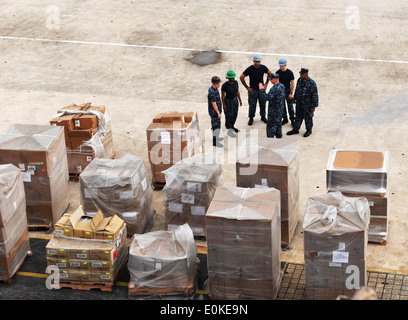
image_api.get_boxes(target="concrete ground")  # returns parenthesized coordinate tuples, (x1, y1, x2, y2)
(0, 0, 408, 276)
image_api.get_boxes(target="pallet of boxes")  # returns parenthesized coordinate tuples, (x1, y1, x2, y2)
(303, 191, 370, 300)
(0, 124, 70, 228)
(162, 153, 223, 237)
(128, 223, 199, 299)
(50, 103, 115, 179)
(236, 137, 300, 248)
(146, 111, 203, 189)
(78, 154, 156, 237)
(205, 186, 282, 300)
(326, 149, 389, 244)
(46, 206, 128, 291)
(0, 164, 31, 283)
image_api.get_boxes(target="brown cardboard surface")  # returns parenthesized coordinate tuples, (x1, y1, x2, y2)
(333, 150, 384, 170)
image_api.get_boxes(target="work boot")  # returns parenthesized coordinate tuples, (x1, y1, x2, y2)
(286, 129, 299, 135)
(248, 117, 254, 125)
(227, 129, 236, 138)
(232, 127, 240, 133)
(261, 116, 267, 124)
(303, 130, 312, 137)
(213, 136, 223, 147)
(281, 118, 288, 125)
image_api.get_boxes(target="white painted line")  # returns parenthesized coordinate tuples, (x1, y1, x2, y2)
(1, 35, 408, 64)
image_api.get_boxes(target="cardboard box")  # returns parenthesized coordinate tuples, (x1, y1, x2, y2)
(73, 114, 98, 130)
(326, 149, 389, 196)
(205, 186, 282, 300)
(94, 215, 125, 241)
(236, 137, 300, 245)
(72, 209, 104, 239)
(0, 229, 30, 280)
(0, 124, 70, 226)
(303, 192, 370, 300)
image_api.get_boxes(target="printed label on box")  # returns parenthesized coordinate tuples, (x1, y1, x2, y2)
(70, 262, 80, 267)
(21, 172, 31, 182)
(261, 178, 268, 186)
(19, 163, 25, 171)
(329, 262, 342, 267)
(87, 156, 92, 162)
(181, 193, 195, 204)
(191, 206, 206, 215)
(169, 202, 183, 213)
(75, 120, 81, 127)
(332, 251, 349, 264)
(47, 250, 57, 255)
(187, 182, 202, 193)
(161, 132, 171, 144)
(338, 242, 346, 251)
(119, 190, 134, 200)
(368, 201, 374, 207)
(254, 184, 268, 189)
(54, 229, 64, 235)
(77, 253, 87, 259)
(155, 263, 162, 270)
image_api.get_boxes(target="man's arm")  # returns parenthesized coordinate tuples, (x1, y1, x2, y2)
(221, 91, 227, 111)
(212, 102, 222, 118)
(289, 79, 295, 98)
(310, 82, 319, 111)
(240, 73, 252, 93)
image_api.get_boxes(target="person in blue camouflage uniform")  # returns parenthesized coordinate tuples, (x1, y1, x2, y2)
(221, 70, 242, 138)
(287, 68, 319, 137)
(208, 76, 224, 147)
(259, 73, 286, 138)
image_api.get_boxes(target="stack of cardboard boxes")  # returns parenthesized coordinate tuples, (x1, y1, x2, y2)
(162, 153, 223, 237)
(0, 164, 31, 281)
(46, 206, 127, 283)
(128, 223, 198, 298)
(50, 103, 115, 175)
(206, 186, 282, 300)
(146, 111, 203, 187)
(236, 137, 300, 246)
(303, 191, 370, 300)
(326, 149, 389, 243)
(0, 124, 70, 226)
(79, 154, 156, 236)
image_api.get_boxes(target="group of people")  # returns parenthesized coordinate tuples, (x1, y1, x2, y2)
(207, 54, 319, 147)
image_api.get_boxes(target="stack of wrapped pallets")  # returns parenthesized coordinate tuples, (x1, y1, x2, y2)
(162, 153, 223, 237)
(0, 164, 31, 282)
(236, 137, 300, 246)
(326, 149, 389, 244)
(303, 191, 370, 300)
(0, 124, 70, 227)
(50, 103, 115, 177)
(146, 111, 203, 188)
(206, 186, 282, 300)
(79, 154, 156, 237)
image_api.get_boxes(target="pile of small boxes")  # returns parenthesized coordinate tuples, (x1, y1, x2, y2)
(50, 103, 115, 175)
(46, 206, 127, 283)
(146, 111, 203, 187)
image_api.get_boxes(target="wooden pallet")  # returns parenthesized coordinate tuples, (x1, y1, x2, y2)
(128, 277, 196, 298)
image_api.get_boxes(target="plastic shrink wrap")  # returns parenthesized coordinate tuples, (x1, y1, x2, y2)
(206, 186, 281, 300)
(162, 153, 223, 237)
(0, 124, 70, 227)
(0, 164, 30, 280)
(303, 191, 370, 300)
(326, 149, 389, 243)
(128, 223, 198, 299)
(236, 136, 299, 245)
(79, 154, 156, 236)
(146, 111, 203, 186)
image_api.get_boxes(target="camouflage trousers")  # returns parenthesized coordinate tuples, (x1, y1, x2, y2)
(248, 90, 266, 118)
(210, 114, 221, 134)
(224, 98, 239, 129)
(293, 104, 314, 131)
(282, 92, 295, 122)
(266, 104, 283, 138)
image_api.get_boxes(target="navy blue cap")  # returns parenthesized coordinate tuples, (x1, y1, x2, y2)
(299, 68, 309, 74)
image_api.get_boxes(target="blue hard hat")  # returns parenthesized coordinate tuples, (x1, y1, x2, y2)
(278, 58, 287, 66)
(253, 54, 262, 61)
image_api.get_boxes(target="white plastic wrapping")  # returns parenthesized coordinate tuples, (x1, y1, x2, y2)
(79, 154, 156, 236)
(303, 191, 370, 300)
(206, 186, 281, 300)
(326, 149, 389, 196)
(128, 223, 198, 298)
(162, 153, 223, 236)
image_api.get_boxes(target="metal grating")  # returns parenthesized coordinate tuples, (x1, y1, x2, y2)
(276, 262, 408, 300)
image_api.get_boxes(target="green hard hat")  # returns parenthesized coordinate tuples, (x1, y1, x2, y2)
(226, 70, 237, 78)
